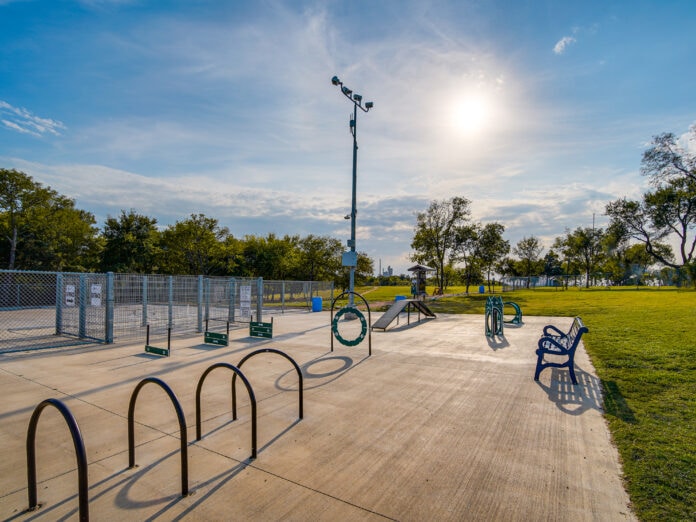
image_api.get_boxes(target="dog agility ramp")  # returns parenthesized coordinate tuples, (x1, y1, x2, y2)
(371, 299, 436, 331)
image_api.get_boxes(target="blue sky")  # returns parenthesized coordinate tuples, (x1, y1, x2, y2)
(1, 0, 695, 275)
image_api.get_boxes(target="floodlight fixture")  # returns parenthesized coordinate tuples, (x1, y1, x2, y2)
(341, 86, 352, 96)
(331, 76, 341, 86)
(365, 101, 374, 109)
(353, 94, 362, 102)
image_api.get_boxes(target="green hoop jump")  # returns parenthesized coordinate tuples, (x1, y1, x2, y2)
(332, 306, 368, 346)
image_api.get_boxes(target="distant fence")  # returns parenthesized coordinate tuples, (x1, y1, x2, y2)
(0, 270, 333, 352)
(500, 273, 673, 291)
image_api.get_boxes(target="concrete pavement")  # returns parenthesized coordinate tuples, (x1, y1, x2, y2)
(0, 311, 635, 521)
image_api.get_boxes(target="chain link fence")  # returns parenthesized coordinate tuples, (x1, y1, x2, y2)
(0, 270, 333, 353)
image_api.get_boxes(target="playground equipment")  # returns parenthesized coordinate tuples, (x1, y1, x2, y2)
(330, 291, 371, 355)
(128, 377, 189, 497)
(371, 298, 436, 331)
(204, 319, 230, 346)
(144, 325, 170, 356)
(26, 398, 89, 521)
(503, 301, 523, 325)
(485, 296, 504, 337)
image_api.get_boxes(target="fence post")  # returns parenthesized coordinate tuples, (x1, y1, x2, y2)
(106, 272, 114, 343)
(197, 275, 203, 333)
(142, 275, 148, 327)
(55, 273, 63, 335)
(229, 278, 236, 323)
(168, 275, 173, 329)
(281, 281, 285, 313)
(256, 277, 263, 322)
(79, 274, 87, 339)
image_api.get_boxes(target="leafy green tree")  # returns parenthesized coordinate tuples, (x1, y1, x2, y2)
(477, 222, 510, 291)
(411, 196, 471, 293)
(641, 128, 696, 185)
(159, 214, 229, 275)
(561, 227, 605, 288)
(1, 169, 101, 271)
(296, 235, 343, 282)
(101, 209, 160, 273)
(606, 179, 694, 285)
(607, 128, 696, 285)
(1, 169, 40, 269)
(454, 224, 480, 293)
(512, 235, 543, 288)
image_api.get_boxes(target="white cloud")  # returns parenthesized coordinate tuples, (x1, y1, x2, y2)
(0, 101, 66, 137)
(553, 36, 576, 55)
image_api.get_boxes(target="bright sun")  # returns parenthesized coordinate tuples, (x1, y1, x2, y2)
(451, 94, 492, 136)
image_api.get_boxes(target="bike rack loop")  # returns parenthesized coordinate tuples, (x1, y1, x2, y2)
(26, 398, 89, 521)
(127, 377, 189, 497)
(330, 291, 372, 355)
(195, 363, 258, 460)
(232, 348, 304, 421)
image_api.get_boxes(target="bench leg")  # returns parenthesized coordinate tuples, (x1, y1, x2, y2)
(534, 355, 543, 381)
(568, 363, 578, 385)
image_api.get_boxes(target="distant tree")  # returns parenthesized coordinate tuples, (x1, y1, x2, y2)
(101, 209, 160, 273)
(159, 214, 229, 275)
(641, 127, 696, 185)
(411, 196, 471, 293)
(454, 224, 480, 293)
(296, 235, 343, 283)
(477, 222, 510, 291)
(607, 128, 696, 286)
(512, 235, 543, 288)
(559, 227, 605, 288)
(606, 180, 694, 285)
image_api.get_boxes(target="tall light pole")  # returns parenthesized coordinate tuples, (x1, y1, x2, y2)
(331, 75, 373, 307)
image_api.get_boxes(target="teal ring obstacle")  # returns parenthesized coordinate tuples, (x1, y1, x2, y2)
(485, 296, 504, 337)
(330, 291, 372, 355)
(331, 306, 368, 346)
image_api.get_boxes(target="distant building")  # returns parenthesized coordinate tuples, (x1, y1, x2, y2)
(382, 265, 393, 277)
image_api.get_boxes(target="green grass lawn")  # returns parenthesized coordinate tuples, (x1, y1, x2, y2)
(355, 285, 696, 521)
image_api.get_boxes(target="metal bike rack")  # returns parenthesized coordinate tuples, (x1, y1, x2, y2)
(26, 398, 89, 521)
(234, 348, 304, 420)
(195, 363, 258, 460)
(330, 291, 372, 355)
(127, 377, 189, 497)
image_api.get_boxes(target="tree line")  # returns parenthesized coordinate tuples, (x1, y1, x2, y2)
(3, 127, 694, 288)
(410, 128, 696, 290)
(0, 168, 373, 286)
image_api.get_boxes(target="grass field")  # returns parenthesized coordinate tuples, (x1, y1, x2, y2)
(355, 285, 696, 521)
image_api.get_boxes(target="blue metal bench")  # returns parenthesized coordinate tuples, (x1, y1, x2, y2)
(533, 317, 588, 385)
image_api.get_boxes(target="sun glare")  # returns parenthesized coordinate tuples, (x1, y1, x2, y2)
(451, 94, 492, 136)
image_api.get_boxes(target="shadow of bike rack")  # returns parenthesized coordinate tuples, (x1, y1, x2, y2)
(127, 377, 189, 497)
(234, 348, 304, 420)
(26, 398, 90, 521)
(195, 362, 258, 459)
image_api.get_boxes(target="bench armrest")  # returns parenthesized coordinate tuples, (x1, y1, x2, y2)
(542, 324, 566, 338)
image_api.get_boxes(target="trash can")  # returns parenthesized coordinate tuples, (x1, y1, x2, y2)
(479, 285, 485, 294)
(311, 296, 323, 312)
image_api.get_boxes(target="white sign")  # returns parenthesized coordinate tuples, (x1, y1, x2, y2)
(90, 284, 102, 307)
(65, 285, 76, 307)
(240, 285, 252, 320)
